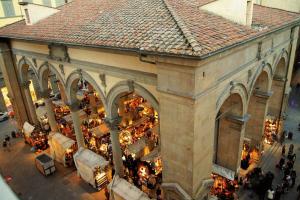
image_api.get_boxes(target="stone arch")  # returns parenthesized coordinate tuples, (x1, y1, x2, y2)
(249, 63, 272, 96)
(273, 50, 289, 79)
(216, 82, 248, 115)
(268, 52, 289, 119)
(106, 80, 159, 119)
(17, 56, 39, 84)
(245, 70, 270, 148)
(38, 62, 66, 92)
(65, 69, 107, 111)
(214, 92, 245, 172)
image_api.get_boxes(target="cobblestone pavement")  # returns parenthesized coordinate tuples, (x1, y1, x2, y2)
(240, 87, 300, 200)
(0, 120, 106, 200)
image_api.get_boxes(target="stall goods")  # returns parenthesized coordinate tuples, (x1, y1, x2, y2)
(74, 148, 109, 190)
(48, 132, 76, 167)
(35, 154, 56, 176)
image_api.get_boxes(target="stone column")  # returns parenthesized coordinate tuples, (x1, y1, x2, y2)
(40, 90, 58, 132)
(68, 101, 85, 148)
(0, 43, 29, 128)
(104, 117, 124, 177)
(0, 89, 7, 112)
(49, 75, 60, 94)
(57, 81, 68, 103)
(22, 81, 39, 125)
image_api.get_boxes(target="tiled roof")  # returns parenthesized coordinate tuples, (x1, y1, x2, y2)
(0, 0, 299, 58)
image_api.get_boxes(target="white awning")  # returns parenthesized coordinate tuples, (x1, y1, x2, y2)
(23, 121, 35, 136)
(212, 164, 236, 181)
(108, 176, 150, 200)
(48, 132, 75, 166)
(36, 106, 47, 118)
(74, 148, 109, 187)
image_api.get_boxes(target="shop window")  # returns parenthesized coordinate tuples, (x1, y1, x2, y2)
(42, 0, 52, 7)
(1, 0, 15, 17)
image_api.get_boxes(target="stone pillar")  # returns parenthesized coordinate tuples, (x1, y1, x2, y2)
(0, 43, 29, 128)
(216, 114, 248, 171)
(22, 81, 39, 125)
(49, 74, 60, 94)
(104, 117, 124, 177)
(268, 78, 285, 118)
(40, 90, 58, 132)
(57, 81, 68, 103)
(245, 91, 271, 147)
(30, 76, 41, 100)
(68, 101, 85, 148)
(0, 89, 7, 112)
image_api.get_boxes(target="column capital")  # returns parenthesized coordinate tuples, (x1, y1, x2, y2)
(67, 101, 80, 112)
(104, 116, 121, 131)
(20, 81, 30, 89)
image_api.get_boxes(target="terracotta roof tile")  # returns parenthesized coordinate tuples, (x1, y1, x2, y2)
(0, 0, 299, 58)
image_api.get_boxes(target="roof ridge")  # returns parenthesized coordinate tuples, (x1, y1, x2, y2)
(162, 0, 202, 52)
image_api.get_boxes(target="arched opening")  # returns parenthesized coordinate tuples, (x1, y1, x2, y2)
(211, 93, 244, 198)
(67, 71, 114, 191)
(214, 93, 244, 171)
(108, 82, 162, 199)
(241, 71, 269, 170)
(266, 57, 287, 144)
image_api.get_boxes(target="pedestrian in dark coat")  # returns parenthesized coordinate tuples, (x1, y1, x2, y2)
(291, 170, 297, 187)
(282, 144, 286, 156)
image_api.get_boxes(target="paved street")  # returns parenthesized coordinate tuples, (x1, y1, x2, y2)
(0, 120, 106, 200)
(240, 86, 300, 199)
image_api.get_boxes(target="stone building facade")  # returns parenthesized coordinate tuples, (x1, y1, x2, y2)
(0, 0, 299, 199)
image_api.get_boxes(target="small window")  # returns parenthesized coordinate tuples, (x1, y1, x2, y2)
(24, 8, 30, 24)
(1, 0, 15, 17)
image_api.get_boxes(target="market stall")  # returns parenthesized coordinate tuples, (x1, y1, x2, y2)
(48, 132, 76, 167)
(74, 148, 109, 190)
(210, 165, 238, 199)
(264, 117, 279, 144)
(108, 175, 151, 200)
(23, 122, 48, 151)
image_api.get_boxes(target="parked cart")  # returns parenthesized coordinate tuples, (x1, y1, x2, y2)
(35, 153, 56, 176)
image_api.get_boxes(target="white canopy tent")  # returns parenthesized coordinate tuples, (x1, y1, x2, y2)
(48, 132, 75, 167)
(23, 121, 35, 138)
(108, 175, 151, 200)
(74, 148, 109, 188)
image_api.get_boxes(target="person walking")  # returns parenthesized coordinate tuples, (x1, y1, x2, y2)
(291, 170, 297, 187)
(282, 144, 286, 156)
